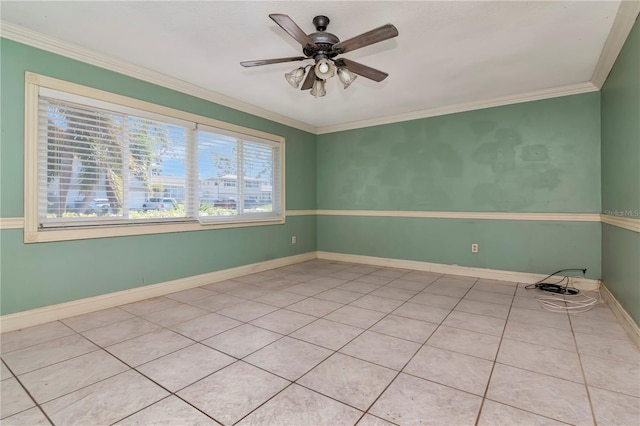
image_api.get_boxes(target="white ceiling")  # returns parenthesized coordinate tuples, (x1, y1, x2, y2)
(0, 1, 623, 131)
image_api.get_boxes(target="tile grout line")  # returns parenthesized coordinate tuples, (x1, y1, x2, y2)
(112, 272, 584, 418)
(567, 308, 600, 426)
(5, 262, 634, 425)
(106, 394, 176, 426)
(343, 276, 478, 423)
(131, 368, 226, 426)
(118, 267, 373, 425)
(235, 269, 470, 424)
(3, 346, 104, 378)
(38, 344, 201, 423)
(120, 306, 296, 426)
(230, 270, 444, 425)
(475, 284, 593, 426)
(28, 311, 223, 425)
(0, 360, 56, 425)
(0, 264, 498, 424)
(0, 274, 475, 393)
(0, 320, 137, 426)
(229, 381, 298, 426)
(0, 321, 79, 356)
(226, 263, 407, 425)
(101, 321, 248, 426)
(473, 284, 515, 426)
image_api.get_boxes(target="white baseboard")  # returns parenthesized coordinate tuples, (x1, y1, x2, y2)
(316, 251, 600, 286)
(4, 249, 634, 347)
(600, 283, 640, 349)
(569, 277, 601, 292)
(0, 252, 316, 333)
(319, 251, 640, 345)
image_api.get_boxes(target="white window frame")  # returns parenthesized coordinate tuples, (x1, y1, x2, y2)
(24, 72, 285, 243)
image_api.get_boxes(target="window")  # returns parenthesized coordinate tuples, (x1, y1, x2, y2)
(197, 127, 280, 218)
(24, 73, 285, 243)
(40, 97, 189, 223)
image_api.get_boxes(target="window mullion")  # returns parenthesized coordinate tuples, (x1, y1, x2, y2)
(121, 117, 130, 218)
(237, 139, 244, 215)
(37, 100, 50, 225)
(276, 146, 282, 215)
(187, 127, 198, 218)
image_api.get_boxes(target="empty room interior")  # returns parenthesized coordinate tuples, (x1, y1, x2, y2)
(1, 1, 639, 425)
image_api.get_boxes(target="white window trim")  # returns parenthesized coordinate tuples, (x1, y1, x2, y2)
(24, 72, 286, 243)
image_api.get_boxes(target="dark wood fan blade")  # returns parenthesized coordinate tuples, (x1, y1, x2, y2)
(300, 67, 316, 90)
(331, 24, 398, 54)
(269, 14, 318, 50)
(240, 56, 308, 67)
(336, 58, 389, 82)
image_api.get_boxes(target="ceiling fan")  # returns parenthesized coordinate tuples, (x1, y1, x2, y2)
(240, 14, 399, 97)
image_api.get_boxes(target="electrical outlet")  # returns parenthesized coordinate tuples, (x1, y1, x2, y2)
(291, 236, 297, 244)
(471, 243, 478, 253)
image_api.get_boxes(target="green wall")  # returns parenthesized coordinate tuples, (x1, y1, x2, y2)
(601, 224, 639, 323)
(0, 217, 316, 314)
(318, 216, 600, 277)
(0, 39, 317, 315)
(317, 94, 602, 279)
(3, 21, 638, 320)
(601, 17, 640, 324)
(318, 94, 601, 213)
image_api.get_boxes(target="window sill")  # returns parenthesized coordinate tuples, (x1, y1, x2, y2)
(24, 217, 285, 243)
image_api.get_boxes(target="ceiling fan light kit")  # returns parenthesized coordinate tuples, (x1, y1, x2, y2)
(241, 13, 398, 98)
(314, 58, 335, 80)
(337, 67, 357, 89)
(285, 66, 307, 88)
(310, 79, 326, 98)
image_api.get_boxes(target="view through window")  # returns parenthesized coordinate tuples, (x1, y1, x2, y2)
(38, 90, 283, 229)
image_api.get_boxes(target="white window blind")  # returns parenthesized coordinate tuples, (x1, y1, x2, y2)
(36, 88, 283, 229)
(39, 96, 190, 227)
(196, 126, 282, 222)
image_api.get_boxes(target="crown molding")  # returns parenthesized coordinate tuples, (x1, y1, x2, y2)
(2, 2, 636, 138)
(316, 82, 598, 134)
(0, 21, 317, 134)
(591, 0, 640, 89)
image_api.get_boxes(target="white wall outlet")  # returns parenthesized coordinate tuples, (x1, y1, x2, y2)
(291, 236, 297, 244)
(471, 243, 478, 253)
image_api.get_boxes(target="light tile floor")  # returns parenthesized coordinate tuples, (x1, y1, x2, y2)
(1, 260, 639, 425)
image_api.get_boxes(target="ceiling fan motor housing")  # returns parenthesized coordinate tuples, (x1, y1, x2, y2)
(304, 16, 340, 59)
